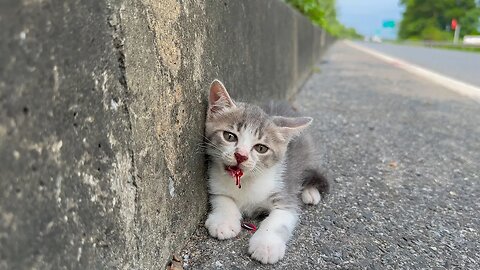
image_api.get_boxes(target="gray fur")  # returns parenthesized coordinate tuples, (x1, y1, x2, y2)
(206, 98, 329, 214)
(261, 101, 329, 211)
(205, 80, 329, 263)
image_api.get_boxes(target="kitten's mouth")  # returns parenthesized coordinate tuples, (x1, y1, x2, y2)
(225, 165, 243, 189)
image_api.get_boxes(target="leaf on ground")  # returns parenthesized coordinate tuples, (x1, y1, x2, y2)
(312, 66, 321, 73)
(166, 255, 184, 270)
(388, 161, 398, 169)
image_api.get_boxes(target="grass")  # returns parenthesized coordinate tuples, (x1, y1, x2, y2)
(431, 45, 480, 53)
(384, 40, 480, 54)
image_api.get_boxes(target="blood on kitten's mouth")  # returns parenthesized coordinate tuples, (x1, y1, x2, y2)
(225, 165, 243, 189)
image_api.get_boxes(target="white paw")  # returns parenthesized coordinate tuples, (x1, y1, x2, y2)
(302, 187, 321, 205)
(205, 213, 241, 240)
(248, 232, 286, 264)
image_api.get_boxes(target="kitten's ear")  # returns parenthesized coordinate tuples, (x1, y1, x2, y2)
(208, 79, 236, 114)
(272, 116, 313, 139)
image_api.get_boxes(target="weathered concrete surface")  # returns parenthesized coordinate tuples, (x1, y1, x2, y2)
(182, 43, 480, 269)
(0, 0, 332, 268)
(0, 0, 134, 269)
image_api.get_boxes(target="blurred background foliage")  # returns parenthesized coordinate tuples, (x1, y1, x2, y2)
(399, 0, 480, 41)
(285, 0, 362, 38)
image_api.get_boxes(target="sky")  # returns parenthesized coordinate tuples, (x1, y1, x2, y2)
(337, 0, 404, 40)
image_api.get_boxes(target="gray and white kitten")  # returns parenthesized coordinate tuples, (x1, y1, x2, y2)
(204, 80, 329, 264)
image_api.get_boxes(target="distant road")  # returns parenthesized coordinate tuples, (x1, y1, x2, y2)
(356, 41, 480, 88)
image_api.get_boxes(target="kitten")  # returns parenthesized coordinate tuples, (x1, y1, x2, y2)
(204, 80, 329, 264)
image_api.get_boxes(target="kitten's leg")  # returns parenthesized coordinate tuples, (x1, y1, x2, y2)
(302, 169, 329, 205)
(205, 195, 242, 240)
(301, 186, 321, 205)
(248, 208, 298, 264)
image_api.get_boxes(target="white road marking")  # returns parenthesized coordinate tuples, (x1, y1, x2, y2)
(344, 40, 480, 103)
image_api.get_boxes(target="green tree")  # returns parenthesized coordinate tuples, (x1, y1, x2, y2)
(286, 0, 362, 38)
(399, 0, 480, 41)
(460, 7, 480, 35)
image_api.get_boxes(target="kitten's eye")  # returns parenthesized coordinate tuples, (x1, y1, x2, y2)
(254, 144, 269, 154)
(223, 131, 237, 142)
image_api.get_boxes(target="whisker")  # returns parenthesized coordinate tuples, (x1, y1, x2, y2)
(254, 165, 266, 175)
(251, 165, 264, 176)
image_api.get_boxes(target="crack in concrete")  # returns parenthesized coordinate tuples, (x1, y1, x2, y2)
(107, 1, 141, 265)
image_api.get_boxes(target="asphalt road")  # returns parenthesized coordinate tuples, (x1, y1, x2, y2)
(182, 42, 480, 269)
(357, 41, 480, 88)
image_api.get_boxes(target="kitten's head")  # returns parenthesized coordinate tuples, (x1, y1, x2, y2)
(205, 80, 312, 177)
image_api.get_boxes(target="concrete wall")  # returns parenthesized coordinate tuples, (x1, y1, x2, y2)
(0, 0, 333, 268)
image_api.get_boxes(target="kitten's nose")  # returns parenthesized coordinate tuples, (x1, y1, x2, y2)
(234, 152, 248, 164)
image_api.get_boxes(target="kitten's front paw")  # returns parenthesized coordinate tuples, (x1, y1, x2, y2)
(248, 232, 286, 264)
(302, 186, 321, 205)
(205, 213, 241, 240)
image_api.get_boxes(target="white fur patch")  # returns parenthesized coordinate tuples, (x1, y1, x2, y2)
(248, 209, 297, 264)
(205, 212, 241, 240)
(249, 231, 286, 264)
(207, 161, 285, 216)
(205, 195, 242, 240)
(301, 186, 321, 205)
(235, 126, 255, 157)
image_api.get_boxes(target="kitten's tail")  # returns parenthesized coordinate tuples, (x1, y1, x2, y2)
(302, 168, 330, 194)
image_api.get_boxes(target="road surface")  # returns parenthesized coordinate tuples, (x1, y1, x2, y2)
(357, 41, 480, 88)
(181, 41, 480, 269)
